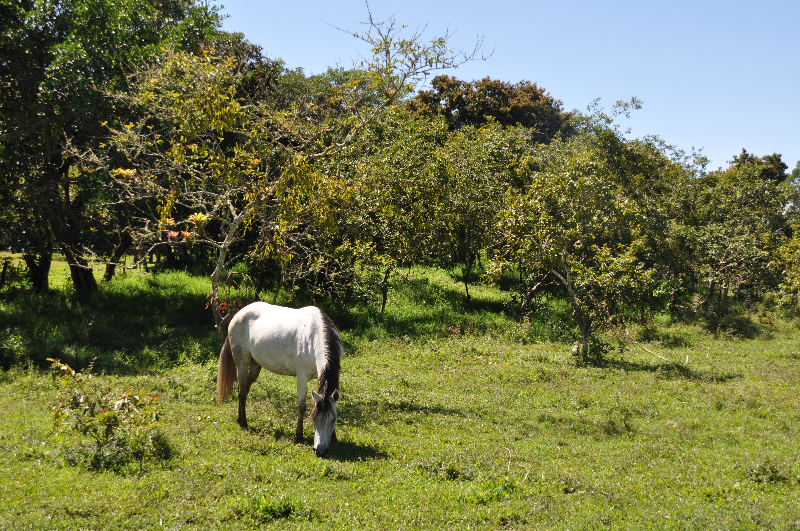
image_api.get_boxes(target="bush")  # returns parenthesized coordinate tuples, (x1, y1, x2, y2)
(49, 358, 174, 472)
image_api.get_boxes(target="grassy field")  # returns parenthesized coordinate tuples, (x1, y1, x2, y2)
(1, 256, 799, 529)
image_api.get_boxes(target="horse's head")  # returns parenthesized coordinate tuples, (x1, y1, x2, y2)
(311, 388, 339, 457)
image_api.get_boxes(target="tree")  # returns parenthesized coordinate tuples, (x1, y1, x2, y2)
(265, 108, 450, 310)
(671, 151, 793, 311)
(90, 13, 484, 338)
(488, 101, 687, 360)
(431, 122, 531, 299)
(791, 161, 800, 184)
(730, 149, 789, 183)
(405, 75, 572, 142)
(0, 0, 219, 293)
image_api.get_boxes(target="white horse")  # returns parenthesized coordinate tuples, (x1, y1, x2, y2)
(217, 302, 341, 457)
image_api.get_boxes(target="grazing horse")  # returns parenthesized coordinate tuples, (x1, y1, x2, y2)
(217, 302, 341, 457)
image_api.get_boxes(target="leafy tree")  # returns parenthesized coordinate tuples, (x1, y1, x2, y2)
(0, 0, 219, 292)
(671, 152, 793, 312)
(730, 149, 789, 183)
(405, 75, 572, 142)
(488, 102, 687, 360)
(431, 122, 531, 299)
(91, 14, 484, 337)
(774, 222, 800, 311)
(792, 161, 800, 184)
(266, 108, 450, 310)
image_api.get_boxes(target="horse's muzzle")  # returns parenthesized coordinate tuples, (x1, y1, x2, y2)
(314, 446, 329, 457)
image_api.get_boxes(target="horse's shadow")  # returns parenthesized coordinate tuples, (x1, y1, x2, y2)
(244, 426, 389, 461)
(325, 439, 389, 462)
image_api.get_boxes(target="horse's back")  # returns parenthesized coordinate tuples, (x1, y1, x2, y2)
(229, 302, 322, 377)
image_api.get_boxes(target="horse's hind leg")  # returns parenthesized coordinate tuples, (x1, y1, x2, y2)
(235, 355, 261, 429)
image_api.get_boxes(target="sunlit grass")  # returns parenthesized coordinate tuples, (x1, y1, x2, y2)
(1, 262, 799, 529)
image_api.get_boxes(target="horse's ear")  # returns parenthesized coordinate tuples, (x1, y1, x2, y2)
(331, 389, 339, 402)
(312, 390, 322, 404)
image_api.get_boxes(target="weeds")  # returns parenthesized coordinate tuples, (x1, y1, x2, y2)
(49, 358, 173, 472)
(745, 460, 795, 485)
(231, 493, 314, 524)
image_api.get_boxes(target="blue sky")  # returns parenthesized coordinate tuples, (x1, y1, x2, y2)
(219, 0, 799, 171)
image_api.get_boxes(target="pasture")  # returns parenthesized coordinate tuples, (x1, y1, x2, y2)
(1, 256, 799, 529)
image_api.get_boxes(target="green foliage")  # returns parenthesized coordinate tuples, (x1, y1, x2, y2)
(731, 149, 789, 183)
(791, 160, 800, 184)
(775, 222, 800, 312)
(672, 151, 793, 313)
(406, 75, 572, 141)
(0, 327, 25, 370)
(0, 0, 220, 293)
(231, 492, 314, 524)
(489, 103, 690, 358)
(48, 357, 171, 471)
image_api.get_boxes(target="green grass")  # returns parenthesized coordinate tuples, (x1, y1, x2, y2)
(1, 260, 800, 529)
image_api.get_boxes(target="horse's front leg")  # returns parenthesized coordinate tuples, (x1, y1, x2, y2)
(295, 378, 308, 442)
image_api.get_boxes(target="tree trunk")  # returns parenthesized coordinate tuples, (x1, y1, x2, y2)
(551, 267, 589, 362)
(0, 259, 8, 291)
(23, 251, 52, 293)
(380, 265, 393, 314)
(706, 279, 716, 311)
(462, 255, 474, 302)
(63, 247, 97, 295)
(521, 273, 548, 314)
(103, 231, 133, 281)
(273, 272, 283, 305)
(210, 208, 250, 342)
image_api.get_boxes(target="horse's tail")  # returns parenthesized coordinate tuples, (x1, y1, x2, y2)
(217, 334, 236, 403)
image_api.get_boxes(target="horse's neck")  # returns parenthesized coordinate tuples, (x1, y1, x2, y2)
(315, 314, 340, 393)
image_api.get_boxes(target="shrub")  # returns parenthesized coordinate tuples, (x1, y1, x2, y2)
(48, 358, 173, 472)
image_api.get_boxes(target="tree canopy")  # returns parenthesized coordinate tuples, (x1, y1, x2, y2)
(405, 75, 572, 141)
(2, 6, 798, 358)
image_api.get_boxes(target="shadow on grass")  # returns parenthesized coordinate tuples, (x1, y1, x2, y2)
(326, 440, 389, 462)
(537, 412, 636, 440)
(341, 397, 465, 428)
(324, 274, 574, 345)
(0, 272, 219, 374)
(243, 426, 388, 461)
(702, 314, 764, 340)
(588, 357, 740, 383)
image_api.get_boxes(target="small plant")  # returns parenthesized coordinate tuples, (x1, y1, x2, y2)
(745, 460, 792, 485)
(48, 358, 172, 472)
(232, 493, 313, 524)
(0, 328, 26, 369)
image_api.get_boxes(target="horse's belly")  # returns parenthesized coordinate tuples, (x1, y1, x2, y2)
(256, 354, 298, 376)
(249, 338, 315, 378)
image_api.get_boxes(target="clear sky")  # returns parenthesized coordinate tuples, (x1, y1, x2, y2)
(218, 0, 799, 171)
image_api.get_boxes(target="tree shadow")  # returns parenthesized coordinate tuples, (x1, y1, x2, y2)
(1, 274, 220, 374)
(536, 412, 635, 440)
(689, 309, 767, 340)
(341, 397, 465, 428)
(591, 357, 740, 383)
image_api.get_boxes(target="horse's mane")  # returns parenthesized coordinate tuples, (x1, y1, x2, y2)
(311, 309, 341, 419)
